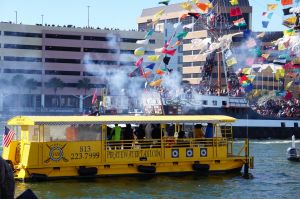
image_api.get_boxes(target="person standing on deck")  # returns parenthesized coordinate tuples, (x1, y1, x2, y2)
(111, 124, 122, 141)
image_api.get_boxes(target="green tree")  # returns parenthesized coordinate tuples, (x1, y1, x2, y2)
(45, 77, 64, 94)
(25, 78, 38, 93)
(77, 78, 91, 95)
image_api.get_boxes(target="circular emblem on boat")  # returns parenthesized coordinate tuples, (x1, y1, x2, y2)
(49, 146, 64, 161)
(186, 148, 193, 157)
(172, 149, 179, 158)
(200, 148, 207, 157)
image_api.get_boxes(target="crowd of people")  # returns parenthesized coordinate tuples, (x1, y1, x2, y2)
(252, 98, 300, 118)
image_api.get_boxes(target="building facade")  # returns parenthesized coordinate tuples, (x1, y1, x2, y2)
(0, 23, 163, 114)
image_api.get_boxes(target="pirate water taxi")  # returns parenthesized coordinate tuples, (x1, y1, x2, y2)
(2, 115, 253, 181)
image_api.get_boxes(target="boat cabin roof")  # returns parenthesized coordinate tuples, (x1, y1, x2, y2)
(7, 115, 236, 126)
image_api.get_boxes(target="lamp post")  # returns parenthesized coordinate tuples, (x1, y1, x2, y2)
(14, 11, 18, 24)
(41, 14, 44, 25)
(87, 5, 90, 28)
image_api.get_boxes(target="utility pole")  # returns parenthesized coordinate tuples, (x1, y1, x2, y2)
(87, 5, 90, 28)
(41, 14, 44, 25)
(14, 11, 18, 24)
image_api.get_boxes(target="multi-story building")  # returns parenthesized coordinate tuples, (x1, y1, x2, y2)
(0, 23, 163, 114)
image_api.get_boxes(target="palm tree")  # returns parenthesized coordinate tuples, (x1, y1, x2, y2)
(77, 78, 91, 95)
(45, 77, 64, 94)
(0, 79, 8, 90)
(25, 78, 38, 93)
(11, 74, 26, 90)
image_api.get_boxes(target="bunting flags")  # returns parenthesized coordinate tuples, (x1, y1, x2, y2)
(262, 21, 269, 28)
(149, 79, 163, 87)
(144, 29, 154, 39)
(180, 2, 193, 11)
(195, 2, 209, 12)
(156, 69, 165, 75)
(129, 66, 144, 77)
(188, 12, 200, 20)
(158, 0, 170, 6)
(145, 63, 155, 70)
(226, 57, 237, 66)
(180, 13, 188, 20)
(267, 12, 274, 19)
(183, 23, 195, 29)
(134, 47, 145, 56)
(230, 0, 239, 6)
(143, 71, 152, 78)
(136, 39, 149, 45)
(162, 48, 177, 56)
(267, 4, 278, 11)
(176, 31, 188, 39)
(135, 57, 144, 67)
(282, 7, 292, 15)
(163, 56, 171, 65)
(286, 81, 293, 89)
(281, 0, 293, 6)
(147, 55, 161, 61)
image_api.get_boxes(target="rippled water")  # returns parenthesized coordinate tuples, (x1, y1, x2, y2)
(1, 135, 300, 198)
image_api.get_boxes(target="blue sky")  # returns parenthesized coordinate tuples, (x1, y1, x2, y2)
(0, 0, 298, 31)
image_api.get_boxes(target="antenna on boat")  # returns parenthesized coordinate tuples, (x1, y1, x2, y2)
(292, 135, 296, 148)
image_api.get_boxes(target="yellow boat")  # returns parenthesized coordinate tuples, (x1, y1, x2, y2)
(2, 115, 253, 181)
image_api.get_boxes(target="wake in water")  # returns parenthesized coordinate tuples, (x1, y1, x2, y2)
(235, 140, 300, 145)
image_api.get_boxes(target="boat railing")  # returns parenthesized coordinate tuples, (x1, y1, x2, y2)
(105, 137, 228, 150)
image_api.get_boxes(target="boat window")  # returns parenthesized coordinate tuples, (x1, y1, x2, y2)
(281, 122, 285, 127)
(42, 124, 102, 142)
(202, 100, 208, 105)
(8, 125, 21, 141)
(28, 125, 40, 142)
(212, 100, 217, 106)
(294, 123, 298, 128)
(222, 101, 227, 106)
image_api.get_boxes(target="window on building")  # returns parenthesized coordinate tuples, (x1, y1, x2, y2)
(212, 100, 217, 106)
(3, 69, 42, 74)
(182, 39, 191, 44)
(4, 31, 42, 38)
(4, 44, 42, 50)
(83, 48, 118, 53)
(46, 46, 81, 52)
(182, 74, 192, 78)
(183, 51, 192, 55)
(45, 58, 81, 64)
(45, 70, 81, 76)
(182, 62, 192, 67)
(4, 56, 42, 62)
(138, 23, 147, 31)
(83, 36, 113, 41)
(120, 38, 138, 43)
(82, 60, 118, 65)
(192, 73, 201, 78)
(166, 18, 179, 24)
(45, 34, 81, 40)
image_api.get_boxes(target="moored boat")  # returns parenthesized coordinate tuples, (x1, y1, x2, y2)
(2, 115, 253, 181)
(287, 135, 300, 162)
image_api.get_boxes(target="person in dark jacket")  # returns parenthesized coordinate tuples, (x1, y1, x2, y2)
(0, 156, 15, 199)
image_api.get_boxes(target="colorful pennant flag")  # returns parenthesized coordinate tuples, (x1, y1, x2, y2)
(158, 0, 170, 6)
(144, 29, 154, 39)
(163, 56, 171, 65)
(195, 2, 209, 12)
(135, 57, 144, 67)
(230, 0, 239, 6)
(156, 69, 165, 75)
(136, 39, 149, 45)
(281, 0, 293, 6)
(262, 21, 269, 28)
(134, 47, 145, 56)
(267, 4, 278, 11)
(180, 13, 188, 20)
(226, 57, 237, 66)
(145, 63, 155, 70)
(176, 31, 188, 39)
(162, 48, 177, 56)
(233, 18, 246, 27)
(282, 7, 292, 15)
(181, 2, 193, 11)
(188, 12, 200, 20)
(230, 7, 242, 17)
(149, 79, 163, 87)
(148, 55, 161, 61)
(267, 12, 274, 19)
(129, 66, 143, 77)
